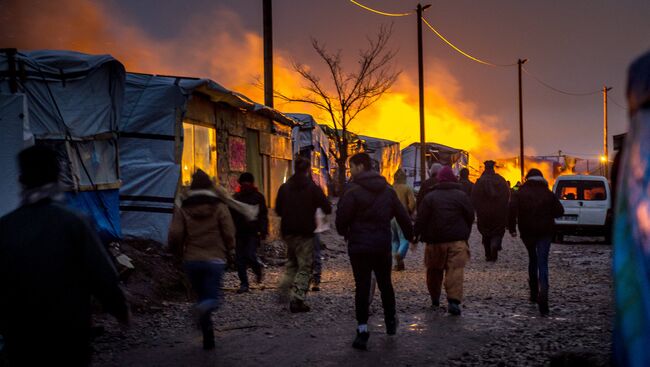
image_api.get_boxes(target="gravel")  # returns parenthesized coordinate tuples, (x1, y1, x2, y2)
(92, 227, 612, 367)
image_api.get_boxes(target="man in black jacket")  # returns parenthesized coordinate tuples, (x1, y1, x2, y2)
(472, 160, 510, 262)
(336, 153, 414, 350)
(415, 166, 474, 316)
(0, 145, 129, 367)
(276, 158, 331, 313)
(232, 172, 268, 293)
(508, 169, 564, 316)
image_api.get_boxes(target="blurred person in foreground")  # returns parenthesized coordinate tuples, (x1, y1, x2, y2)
(508, 168, 564, 316)
(415, 166, 474, 315)
(336, 153, 414, 350)
(0, 145, 129, 366)
(168, 169, 236, 350)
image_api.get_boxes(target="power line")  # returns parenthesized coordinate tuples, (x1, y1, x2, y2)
(609, 95, 628, 110)
(522, 66, 601, 96)
(421, 17, 517, 67)
(348, 0, 412, 17)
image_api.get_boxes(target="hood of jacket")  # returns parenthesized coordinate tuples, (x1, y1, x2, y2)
(352, 171, 388, 193)
(287, 173, 312, 190)
(522, 178, 549, 190)
(181, 190, 221, 218)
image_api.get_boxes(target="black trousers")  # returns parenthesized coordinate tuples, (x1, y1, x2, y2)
(349, 252, 396, 325)
(236, 234, 262, 287)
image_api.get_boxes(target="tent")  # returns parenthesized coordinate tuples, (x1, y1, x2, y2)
(359, 135, 400, 184)
(119, 73, 297, 244)
(401, 142, 469, 189)
(287, 113, 333, 194)
(0, 49, 124, 241)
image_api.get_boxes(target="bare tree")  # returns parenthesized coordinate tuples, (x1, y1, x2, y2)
(276, 24, 400, 194)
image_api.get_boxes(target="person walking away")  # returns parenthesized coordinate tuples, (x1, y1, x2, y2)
(458, 168, 474, 197)
(391, 168, 416, 271)
(311, 208, 329, 291)
(231, 172, 268, 294)
(168, 169, 236, 350)
(508, 168, 564, 316)
(415, 166, 474, 315)
(472, 160, 510, 262)
(275, 157, 332, 313)
(0, 145, 129, 367)
(416, 162, 443, 209)
(336, 153, 414, 350)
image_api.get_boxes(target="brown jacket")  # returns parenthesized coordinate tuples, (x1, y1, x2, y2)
(393, 183, 416, 216)
(168, 190, 236, 262)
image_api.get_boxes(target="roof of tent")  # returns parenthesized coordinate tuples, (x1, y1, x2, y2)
(0, 49, 125, 138)
(404, 142, 467, 154)
(125, 72, 298, 128)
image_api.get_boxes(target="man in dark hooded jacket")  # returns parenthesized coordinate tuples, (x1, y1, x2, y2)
(336, 153, 414, 350)
(472, 160, 510, 262)
(276, 158, 331, 313)
(0, 145, 129, 366)
(508, 169, 564, 316)
(415, 166, 474, 316)
(231, 172, 268, 293)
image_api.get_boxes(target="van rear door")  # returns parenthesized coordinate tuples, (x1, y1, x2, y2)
(554, 179, 581, 224)
(579, 179, 609, 225)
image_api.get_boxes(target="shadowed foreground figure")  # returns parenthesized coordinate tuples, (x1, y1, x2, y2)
(472, 160, 510, 262)
(168, 169, 236, 350)
(336, 153, 414, 350)
(0, 145, 129, 367)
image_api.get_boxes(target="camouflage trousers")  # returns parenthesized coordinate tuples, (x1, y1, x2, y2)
(279, 235, 314, 302)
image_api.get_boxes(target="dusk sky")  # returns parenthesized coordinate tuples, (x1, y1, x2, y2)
(3, 0, 649, 163)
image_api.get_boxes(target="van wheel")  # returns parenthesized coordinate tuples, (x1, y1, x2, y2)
(555, 234, 564, 244)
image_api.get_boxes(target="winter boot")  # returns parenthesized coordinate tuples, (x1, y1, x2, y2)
(448, 300, 461, 316)
(385, 316, 398, 335)
(236, 285, 249, 294)
(289, 299, 311, 313)
(352, 330, 370, 350)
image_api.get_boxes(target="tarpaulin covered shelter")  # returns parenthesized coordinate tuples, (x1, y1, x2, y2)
(0, 49, 124, 242)
(287, 113, 333, 195)
(401, 142, 469, 189)
(119, 73, 296, 244)
(359, 135, 400, 184)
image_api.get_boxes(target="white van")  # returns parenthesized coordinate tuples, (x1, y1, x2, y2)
(552, 175, 612, 243)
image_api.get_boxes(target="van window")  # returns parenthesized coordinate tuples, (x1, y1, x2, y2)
(556, 180, 579, 200)
(582, 180, 607, 201)
(555, 179, 607, 201)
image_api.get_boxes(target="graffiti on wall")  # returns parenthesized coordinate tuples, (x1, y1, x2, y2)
(229, 136, 246, 172)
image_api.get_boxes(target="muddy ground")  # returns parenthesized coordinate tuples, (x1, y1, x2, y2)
(92, 227, 612, 367)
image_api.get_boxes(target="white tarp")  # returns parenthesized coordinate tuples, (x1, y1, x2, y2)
(401, 142, 469, 190)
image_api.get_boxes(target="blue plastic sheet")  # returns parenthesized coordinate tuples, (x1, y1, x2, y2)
(65, 189, 121, 243)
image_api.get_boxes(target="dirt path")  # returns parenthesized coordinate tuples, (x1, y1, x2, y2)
(92, 228, 612, 367)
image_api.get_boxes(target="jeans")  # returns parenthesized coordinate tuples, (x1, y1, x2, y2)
(522, 236, 552, 304)
(481, 234, 504, 261)
(279, 235, 314, 302)
(349, 252, 396, 325)
(312, 234, 322, 284)
(236, 234, 262, 288)
(184, 261, 226, 346)
(390, 219, 409, 259)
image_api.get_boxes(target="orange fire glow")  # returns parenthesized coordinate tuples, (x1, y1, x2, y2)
(2, 0, 515, 167)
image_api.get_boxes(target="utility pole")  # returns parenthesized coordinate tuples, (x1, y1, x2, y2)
(263, 0, 274, 108)
(416, 3, 431, 184)
(602, 85, 612, 177)
(517, 58, 527, 181)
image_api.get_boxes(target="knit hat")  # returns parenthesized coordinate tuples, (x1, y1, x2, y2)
(484, 160, 496, 169)
(436, 166, 457, 183)
(190, 169, 213, 190)
(525, 168, 544, 180)
(238, 172, 255, 184)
